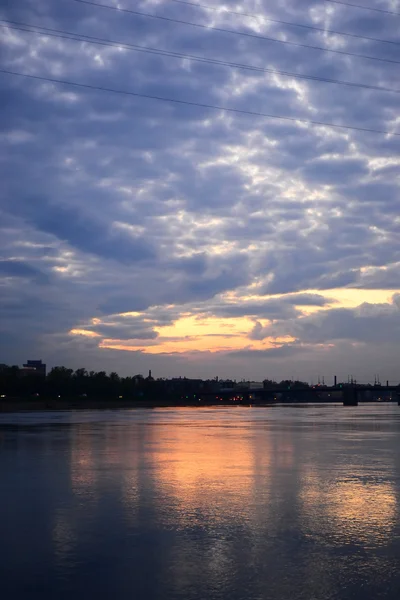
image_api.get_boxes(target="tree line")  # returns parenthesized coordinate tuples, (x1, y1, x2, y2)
(0, 365, 312, 401)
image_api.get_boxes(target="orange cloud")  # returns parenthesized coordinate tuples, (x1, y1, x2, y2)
(70, 288, 399, 355)
(69, 329, 100, 338)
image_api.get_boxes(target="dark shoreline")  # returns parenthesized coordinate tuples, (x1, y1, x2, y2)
(0, 397, 340, 412)
(0, 399, 197, 412)
(1, 398, 397, 412)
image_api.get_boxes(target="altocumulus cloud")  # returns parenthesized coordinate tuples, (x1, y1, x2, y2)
(0, 0, 399, 381)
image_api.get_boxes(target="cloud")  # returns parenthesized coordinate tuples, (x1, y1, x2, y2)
(0, 259, 49, 283)
(85, 315, 160, 341)
(0, 0, 399, 380)
(284, 293, 335, 306)
(229, 344, 303, 359)
(261, 297, 400, 344)
(301, 157, 369, 185)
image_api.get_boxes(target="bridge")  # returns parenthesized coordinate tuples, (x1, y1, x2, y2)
(200, 384, 400, 406)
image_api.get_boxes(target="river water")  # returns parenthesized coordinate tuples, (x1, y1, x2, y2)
(1, 405, 400, 600)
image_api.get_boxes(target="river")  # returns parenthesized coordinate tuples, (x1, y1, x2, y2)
(1, 405, 400, 599)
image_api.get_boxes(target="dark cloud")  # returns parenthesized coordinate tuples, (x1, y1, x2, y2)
(210, 300, 298, 320)
(0, 259, 49, 283)
(301, 158, 368, 185)
(97, 295, 151, 315)
(229, 344, 303, 359)
(38, 207, 156, 264)
(284, 293, 335, 306)
(94, 326, 158, 341)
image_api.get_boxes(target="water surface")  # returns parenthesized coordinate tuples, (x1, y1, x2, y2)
(1, 405, 400, 599)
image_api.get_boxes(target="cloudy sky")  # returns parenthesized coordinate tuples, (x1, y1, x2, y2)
(1, 0, 399, 382)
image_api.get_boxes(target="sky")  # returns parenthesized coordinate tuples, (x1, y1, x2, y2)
(0, 0, 399, 383)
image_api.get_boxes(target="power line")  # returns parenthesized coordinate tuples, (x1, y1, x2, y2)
(3, 21, 400, 95)
(1, 68, 398, 136)
(71, 0, 400, 65)
(325, 0, 400, 16)
(163, 0, 400, 46)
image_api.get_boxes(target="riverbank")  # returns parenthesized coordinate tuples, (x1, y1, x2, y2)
(0, 398, 197, 411)
(0, 397, 336, 411)
(1, 396, 397, 412)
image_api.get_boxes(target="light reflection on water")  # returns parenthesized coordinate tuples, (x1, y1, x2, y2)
(0, 405, 400, 599)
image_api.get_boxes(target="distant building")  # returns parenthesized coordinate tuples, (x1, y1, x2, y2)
(168, 378, 204, 392)
(248, 382, 264, 390)
(146, 370, 154, 381)
(237, 381, 264, 390)
(22, 360, 46, 376)
(219, 379, 236, 389)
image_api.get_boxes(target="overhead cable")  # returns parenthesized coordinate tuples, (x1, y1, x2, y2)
(2, 21, 400, 94)
(70, 0, 400, 65)
(325, 0, 400, 16)
(163, 0, 400, 46)
(1, 68, 398, 136)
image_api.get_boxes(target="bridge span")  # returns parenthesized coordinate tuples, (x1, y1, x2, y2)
(201, 385, 400, 407)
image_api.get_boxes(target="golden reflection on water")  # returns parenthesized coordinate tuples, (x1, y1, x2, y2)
(300, 471, 397, 546)
(139, 415, 270, 594)
(148, 422, 265, 527)
(65, 410, 399, 553)
(329, 480, 396, 544)
(31, 408, 400, 600)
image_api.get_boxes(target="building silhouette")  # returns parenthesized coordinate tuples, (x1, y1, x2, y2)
(22, 360, 46, 376)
